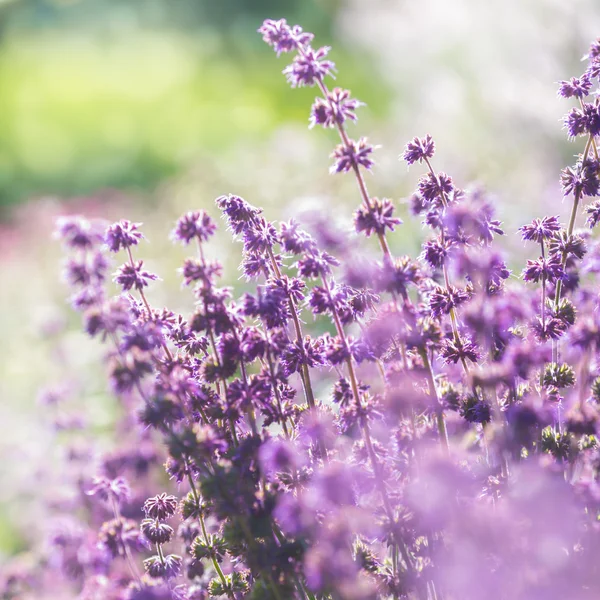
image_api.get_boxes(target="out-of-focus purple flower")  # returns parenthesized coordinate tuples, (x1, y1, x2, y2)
(259, 438, 302, 477)
(377, 255, 422, 296)
(443, 196, 504, 245)
(258, 18, 313, 55)
(283, 46, 335, 88)
(86, 476, 131, 505)
(279, 219, 316, 254)
(402, 134, 435, 165)
(180, 258, 223, 287)
(83, 295, 132, 338)
(105, 220, 144, 253)
(585, 200, 600, 227)
(63, 252, 108, 287)
(171, 210, 217, 245)
(98, 518, 147, 558)
(239, 326, 267, 362)
(55, 216, 106, 249)
(309, 88, 362, 128)
(296, 250, 340, 279)
(330, 137, 375, 173)
(113, 261, 158, 291)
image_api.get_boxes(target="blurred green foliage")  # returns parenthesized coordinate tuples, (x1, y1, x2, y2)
(0, 0, 389, 209)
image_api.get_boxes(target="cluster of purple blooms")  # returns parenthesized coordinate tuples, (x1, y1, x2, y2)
(7, 18, 600, 600)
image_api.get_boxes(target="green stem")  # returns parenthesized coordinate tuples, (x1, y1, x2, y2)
(420, 350, 449, 454)
(186, 471, 234, 599)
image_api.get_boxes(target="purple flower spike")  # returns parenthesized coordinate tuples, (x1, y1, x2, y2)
(86, 476, 131, 505)
(55, 216, 106, 250)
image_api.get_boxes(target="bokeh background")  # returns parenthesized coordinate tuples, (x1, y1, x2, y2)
(1, 0, 600, 563)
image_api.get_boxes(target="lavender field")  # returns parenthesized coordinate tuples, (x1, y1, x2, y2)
(4, 2, 600, 599)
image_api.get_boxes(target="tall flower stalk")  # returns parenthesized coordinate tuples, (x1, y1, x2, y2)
(13, 22, 600, 600)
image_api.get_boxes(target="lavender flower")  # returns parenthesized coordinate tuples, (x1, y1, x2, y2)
(557, 73, 592, 98)
(518, 216, 562, 242)
(521, 255, 565, 283)
(402, 134, 435, 165)
(143, 493, 178, 520)
(171, 211, 216, 244)
(34, 23, 600, 600)
(105, 220, 144, 252)
(55, 216, 106, 249)
(354, 198, 402, 237)
(113, 261, 158, 291)
(258, 18, 313, 55)
(283, 46, 335, 88)
(309, 87, 362, 128)
(330, 137, 375, 173)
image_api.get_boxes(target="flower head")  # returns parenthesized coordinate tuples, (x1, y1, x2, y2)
(309, 88, 362, 128)
(518, 216, 562, 243)
(105, 220, 144, 253)
(55, 216, 106, 249)
(330, 137, 375, 174)
(557, 74, 592, 99)
(143, 493, 178, 520)
(86, 476, 131, 505)
(354, 198, 402, 237)
(283, 46, 335, 88)
(171, 211, 216, 245)
(113, 261, 158, 291)
(402, 134, 435, 165)
(258, 18, 313, 55)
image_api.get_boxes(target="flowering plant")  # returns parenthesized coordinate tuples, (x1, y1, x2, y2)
(6, 17, 600, 600)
